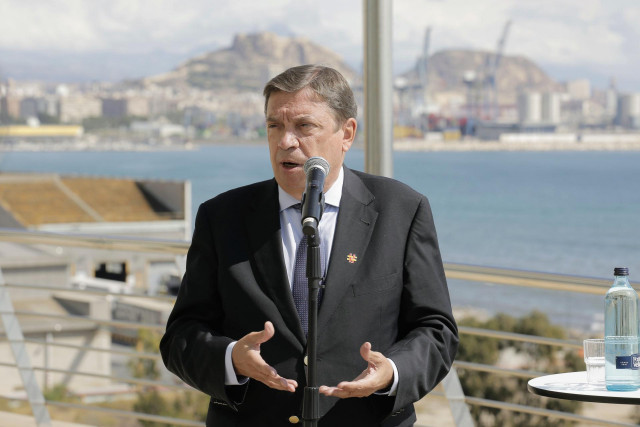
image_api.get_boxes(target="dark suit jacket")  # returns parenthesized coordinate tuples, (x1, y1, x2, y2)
(160, 167, 458, 427)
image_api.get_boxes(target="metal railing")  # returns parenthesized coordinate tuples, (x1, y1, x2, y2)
(0, 227, 630, 426)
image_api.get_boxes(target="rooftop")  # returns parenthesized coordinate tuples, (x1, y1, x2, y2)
(0, 173, 183, 228)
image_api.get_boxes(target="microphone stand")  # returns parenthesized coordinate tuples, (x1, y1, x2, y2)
(302, 228, 322, 427)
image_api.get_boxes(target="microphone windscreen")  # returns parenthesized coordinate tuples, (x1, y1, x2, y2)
(303, 157, 330, 176)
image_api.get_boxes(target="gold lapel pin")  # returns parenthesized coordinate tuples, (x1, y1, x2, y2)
(347, 253, 358, 264)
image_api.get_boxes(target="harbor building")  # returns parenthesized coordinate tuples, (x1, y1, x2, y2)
(616, 93, 640, 128)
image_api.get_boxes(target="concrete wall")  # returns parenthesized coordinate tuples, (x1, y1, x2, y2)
(0, 328, 111, 397)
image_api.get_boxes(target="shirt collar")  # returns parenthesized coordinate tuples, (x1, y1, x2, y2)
(278, 166, 344, 212)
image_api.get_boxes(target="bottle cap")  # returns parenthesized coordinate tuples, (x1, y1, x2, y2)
(614, 267, 629, 276)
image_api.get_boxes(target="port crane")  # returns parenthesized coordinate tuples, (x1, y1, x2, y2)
(482, 20, 512, 121)
(413, 26, 432, 132)
(417, 26, 432, 108)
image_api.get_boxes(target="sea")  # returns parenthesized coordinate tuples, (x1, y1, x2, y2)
(2, 145, 639, 334)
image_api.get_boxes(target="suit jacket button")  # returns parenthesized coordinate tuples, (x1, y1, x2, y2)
(289, 415, 300, 424)
(304, 356, 308, 366)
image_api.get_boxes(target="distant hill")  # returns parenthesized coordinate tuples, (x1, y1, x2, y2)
(141, 32, 559, 106)
(143, 32, 358, 91)
(401, 49, 560, 103)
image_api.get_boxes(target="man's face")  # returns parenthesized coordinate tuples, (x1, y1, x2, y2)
(266, 88, 356, 199)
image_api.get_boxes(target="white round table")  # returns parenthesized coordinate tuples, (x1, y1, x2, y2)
(528, 371, 640, 404)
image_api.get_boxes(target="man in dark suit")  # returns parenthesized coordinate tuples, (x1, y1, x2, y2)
(160, 65, 458, 426)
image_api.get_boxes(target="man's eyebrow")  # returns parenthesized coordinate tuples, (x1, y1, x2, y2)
(293, 114, 315, 121)
(265, 114, 316, 123)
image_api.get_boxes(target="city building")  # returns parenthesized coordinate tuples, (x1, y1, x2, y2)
(617, 93, 640, 128)
(102, 97, 151, 119)
(567, 78, 592, 101)
(517, 91, 542, 124)
(0, 94, 22, 121)
(101, 98, 128, 118)
(541, 92, 561, 124)
(58, 96, 101, 123)
(126, 96, 150, 117)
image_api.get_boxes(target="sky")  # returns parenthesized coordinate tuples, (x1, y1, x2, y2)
(1, 0, 639, 91)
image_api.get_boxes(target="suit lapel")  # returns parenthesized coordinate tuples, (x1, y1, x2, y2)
(319, 168, 378, 332)
(245, 180, 306, 345)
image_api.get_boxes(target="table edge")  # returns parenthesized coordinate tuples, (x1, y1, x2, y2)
(528, 373, 640, 404)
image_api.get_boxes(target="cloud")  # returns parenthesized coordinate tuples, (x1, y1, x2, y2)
(390, 0, 640, 89)
(0, 0, 360, 54)
(508, 1, 627, 65)
(392, 0, 633, 65)
(0, 1, 101, 51)
(1, 0, 640, 90)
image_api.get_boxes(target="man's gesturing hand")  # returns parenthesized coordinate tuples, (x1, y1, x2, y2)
(231, 321, 298, 392)
(318, 342, 394, 398)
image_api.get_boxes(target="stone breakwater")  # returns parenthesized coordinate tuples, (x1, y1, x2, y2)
(395, 137, 640, 152)
(0, 138, 196, 152)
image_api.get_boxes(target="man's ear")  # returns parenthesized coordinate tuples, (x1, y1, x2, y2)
(342, 118, 357, 152)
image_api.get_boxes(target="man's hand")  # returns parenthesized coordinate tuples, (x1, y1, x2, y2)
(231, 321, 298, 392)
(318, 342, 393, 398)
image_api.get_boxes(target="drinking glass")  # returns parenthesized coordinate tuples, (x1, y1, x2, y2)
(583, 338, 605, 386)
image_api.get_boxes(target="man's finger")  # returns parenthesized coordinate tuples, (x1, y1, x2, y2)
(262, 374, 298, 392)
(360, 342, 389, 367)
(319, 384, 364, 398)
(279, 378, 298, 392)
(320, 342, 394, 399)
(231, 322, 298, 393)
(250, 364, 298, 392)
(360, 341, 372, 361)
(319, 385, 340, 396)
(253, 321, 275, 345)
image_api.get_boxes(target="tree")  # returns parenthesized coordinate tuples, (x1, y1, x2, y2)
(129, 329, 209, 425)
(129, 329, 162, 380)
(457, 311, 581, 426)
(133, 389, 168, 427)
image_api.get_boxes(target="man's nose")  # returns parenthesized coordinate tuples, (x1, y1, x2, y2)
(278, 130, 299, 149)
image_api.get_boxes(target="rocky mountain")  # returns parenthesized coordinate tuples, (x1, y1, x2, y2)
(402, 49, 560, 103)
(143, 32, 358, 91)
(142, 31, 559, 106)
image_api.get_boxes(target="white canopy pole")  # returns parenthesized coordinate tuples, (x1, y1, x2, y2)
(363, 0, 394, 177)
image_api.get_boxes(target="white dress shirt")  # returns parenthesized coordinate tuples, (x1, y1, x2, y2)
(224, 167, 398, 396)
(278, 166, 342, 288)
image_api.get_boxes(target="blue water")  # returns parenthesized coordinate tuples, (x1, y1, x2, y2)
(2, 146, 639, 332)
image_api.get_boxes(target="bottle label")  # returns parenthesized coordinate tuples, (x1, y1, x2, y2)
(615, 354, 640, 370)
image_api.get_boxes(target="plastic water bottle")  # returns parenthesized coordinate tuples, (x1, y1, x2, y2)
(605, 267, 640, 391)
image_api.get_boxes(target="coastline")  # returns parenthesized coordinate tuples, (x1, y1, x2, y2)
(0, 138, 199, 152)
(3, 136, 640, 152)
(394, 138, 640, 152)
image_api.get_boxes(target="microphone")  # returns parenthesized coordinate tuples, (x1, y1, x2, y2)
(301, 157, 330, 236)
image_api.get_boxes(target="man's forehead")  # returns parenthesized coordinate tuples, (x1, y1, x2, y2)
(266, 89, 326, 113)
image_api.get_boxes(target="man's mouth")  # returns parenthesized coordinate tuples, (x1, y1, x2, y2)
(282, 161, 302, 169)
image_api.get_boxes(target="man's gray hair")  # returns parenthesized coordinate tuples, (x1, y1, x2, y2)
(263, 64, 357, 125)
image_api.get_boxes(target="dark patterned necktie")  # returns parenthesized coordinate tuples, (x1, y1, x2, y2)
(291, 204, 325, 335)
(292, 234, 310, 335)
